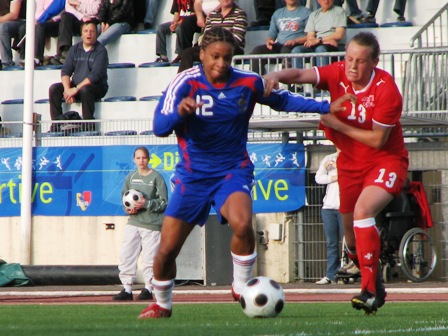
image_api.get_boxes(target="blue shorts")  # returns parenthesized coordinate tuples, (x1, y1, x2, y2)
(165, 169, 254, 226)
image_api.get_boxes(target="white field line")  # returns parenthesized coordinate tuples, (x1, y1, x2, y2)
(2, 287, 448, 297)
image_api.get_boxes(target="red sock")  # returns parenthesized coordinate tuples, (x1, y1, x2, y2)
(353, 218, 380, 295)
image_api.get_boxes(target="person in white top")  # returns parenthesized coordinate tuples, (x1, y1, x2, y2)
(315, 148, 343, 284)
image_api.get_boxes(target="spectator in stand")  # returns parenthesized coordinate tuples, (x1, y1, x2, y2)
(291, 0, 346, 68)
(250, 0, 311, 75)
(314, 148, 344, 285)
(360, 0, 408, 23)
(194, 0, 219, 31)
(0, 0, 26, 69)
(97, 0, 135, 46)
(154, 0, 196, 64)
(49, 21, 108, 132)
(113, 146, 168, 302)
(16, 0, 65, 67)
(50, 0, 101, 65)
(177, 0, 247, 73)
(143, 0, 159, 29)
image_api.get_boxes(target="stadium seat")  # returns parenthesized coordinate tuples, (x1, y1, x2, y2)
(137, 28, 157, 34)
(103, 96, 137, 102)
(380, 21, 413, 28)
(71, 131, 102, 136)
(140, 130, 154, 135)
(35, 98, 50, 104)
(139, 61, 170, 68)
(2, 65, 23, 71)
(1, 99, 24, 104)
(139, 95, 161, 101)
(104, 130, 137, 136)
(107, 63, 136, 69)
(36, 64, 63, 70)
(41, 131, 65, 137)
(0, 132, 23, 138)
(348, 23, 379, 28)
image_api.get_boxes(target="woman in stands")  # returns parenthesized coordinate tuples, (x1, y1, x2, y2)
(137, 26, 354, 319)
(263, 31, 409, 315)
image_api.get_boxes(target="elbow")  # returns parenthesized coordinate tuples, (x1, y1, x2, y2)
(153, 128, 171, 137)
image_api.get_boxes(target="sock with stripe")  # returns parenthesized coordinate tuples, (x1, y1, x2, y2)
(151, 278, 175, 310)
(231, 251, 257, 295)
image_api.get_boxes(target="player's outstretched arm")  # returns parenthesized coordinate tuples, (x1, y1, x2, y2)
(263, 68, 317, 97)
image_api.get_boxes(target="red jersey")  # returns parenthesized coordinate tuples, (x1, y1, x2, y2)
(315, 61, 408, 170)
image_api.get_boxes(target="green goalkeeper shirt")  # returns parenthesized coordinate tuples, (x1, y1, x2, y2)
(122, 169, 168, 231)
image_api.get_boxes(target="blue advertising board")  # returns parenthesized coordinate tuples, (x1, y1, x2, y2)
(0, 144, 305, 216)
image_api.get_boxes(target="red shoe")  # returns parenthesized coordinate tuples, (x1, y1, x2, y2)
(231, 285, 241, 302)
(138, 303, 172, 319)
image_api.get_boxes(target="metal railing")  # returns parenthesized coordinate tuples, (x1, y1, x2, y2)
(403, 48, 448, 121)
(409, 2, 448, 48)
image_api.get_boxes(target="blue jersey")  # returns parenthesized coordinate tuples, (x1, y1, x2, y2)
(153, 65, 330, 181)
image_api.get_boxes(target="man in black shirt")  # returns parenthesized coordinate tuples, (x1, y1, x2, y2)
(49, 21, 108, 132)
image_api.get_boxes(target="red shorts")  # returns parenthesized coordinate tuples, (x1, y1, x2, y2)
(338, 158, 408, 214)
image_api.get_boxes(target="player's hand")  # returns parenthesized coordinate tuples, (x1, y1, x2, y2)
(320, 113, 345, 130)
(178, 97, 203, 116)
(262, 73, 280, 97)
(132, 196, 146, 211)
(329, 93, 356, 114)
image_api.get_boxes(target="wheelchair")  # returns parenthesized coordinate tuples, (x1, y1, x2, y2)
(337, 181, 438, 283)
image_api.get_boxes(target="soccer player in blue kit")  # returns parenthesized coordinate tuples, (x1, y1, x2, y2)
(138, 26, 354, 319)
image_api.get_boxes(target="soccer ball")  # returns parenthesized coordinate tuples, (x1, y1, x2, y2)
(122, 189, 143, 210)
(240, 276, 285, 318)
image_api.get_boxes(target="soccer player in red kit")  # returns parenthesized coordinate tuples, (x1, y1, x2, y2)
(264, 31, 409, 315)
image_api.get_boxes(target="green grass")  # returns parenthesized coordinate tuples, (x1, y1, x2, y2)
(1, 302, 448, 336)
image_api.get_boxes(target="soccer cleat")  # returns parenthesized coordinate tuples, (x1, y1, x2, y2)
(351, 291, 378, 315)
(136, 288, 153, 301)
(231, 284, 241, 302)
(138, 303, 172, 319)
(112, 289, 133, 301)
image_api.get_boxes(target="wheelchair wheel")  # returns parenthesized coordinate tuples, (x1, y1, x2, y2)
(399, 227, 437, 282)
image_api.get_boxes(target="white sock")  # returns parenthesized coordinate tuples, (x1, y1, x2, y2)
(151, 278, 174, 310)
(123, 285, 132, 294)
(231, 251, 257, 295)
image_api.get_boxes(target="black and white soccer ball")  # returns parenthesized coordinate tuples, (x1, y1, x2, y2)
(122, 189, 143, 210)
(240, 276, 285, 318)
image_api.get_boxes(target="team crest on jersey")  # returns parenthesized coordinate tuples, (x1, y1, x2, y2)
(238, 96, 247, 113)
(362, 95, 375, 108)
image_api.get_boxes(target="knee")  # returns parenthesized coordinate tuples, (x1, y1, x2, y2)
(49, 83, 62, 95)
(230, 216, 254, 239)
(353, 204, 373, 220)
